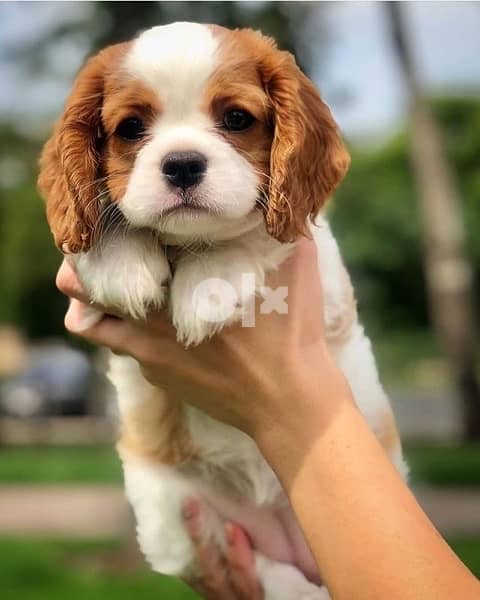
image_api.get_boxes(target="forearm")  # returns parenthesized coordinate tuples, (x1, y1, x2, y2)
(258, 377, 480, 600)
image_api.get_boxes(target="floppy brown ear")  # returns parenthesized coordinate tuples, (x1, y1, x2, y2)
(263, 51, 350, 242)
(38, 43, 127, 253)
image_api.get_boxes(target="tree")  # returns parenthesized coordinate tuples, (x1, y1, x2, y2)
(386, 2, 480, 439)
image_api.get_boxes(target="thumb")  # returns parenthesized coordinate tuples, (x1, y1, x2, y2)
(65, 299, 104, 333)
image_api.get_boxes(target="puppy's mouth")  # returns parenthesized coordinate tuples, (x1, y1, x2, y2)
(161, 204, 210, 217)
(160, 191, 215, 218)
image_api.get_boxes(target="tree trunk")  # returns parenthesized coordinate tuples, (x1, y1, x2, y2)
(387, 2, 480, 439)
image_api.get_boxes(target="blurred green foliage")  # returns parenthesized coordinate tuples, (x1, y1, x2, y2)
(0, 124, 66, 338)
(330, 96, 480, 337)
(406, 443, 480, 488)
(1, 96, 478, 341)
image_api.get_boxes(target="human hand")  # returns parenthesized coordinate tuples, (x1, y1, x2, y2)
(57, 239, 351, 446)
(182, 498, 263, 600)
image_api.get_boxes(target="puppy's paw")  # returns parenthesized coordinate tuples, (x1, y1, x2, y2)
(170, 253, 263, 346)
(171, 273, 246, 346)
(75, 232, 171, 319)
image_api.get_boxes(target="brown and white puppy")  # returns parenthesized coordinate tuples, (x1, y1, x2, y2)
(38, 22, 406, 600)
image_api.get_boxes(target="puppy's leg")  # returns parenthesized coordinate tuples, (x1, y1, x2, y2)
(256, 554, 330, 600)
(111, 355, 224, 577)
(73, 229, 170, 320)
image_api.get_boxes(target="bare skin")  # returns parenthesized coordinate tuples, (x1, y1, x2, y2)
(57, 240, 480, 600)
(182, 498, 263, 599)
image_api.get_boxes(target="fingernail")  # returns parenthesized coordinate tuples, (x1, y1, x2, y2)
(65, 300, 102, 333)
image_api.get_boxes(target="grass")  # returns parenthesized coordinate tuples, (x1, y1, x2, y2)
(0, 446, 122, 484)
(2, 443, 480, 487)
(405, 443, 480, 487)
(0, 536, 478, 599)
(0, 538, 199, 600)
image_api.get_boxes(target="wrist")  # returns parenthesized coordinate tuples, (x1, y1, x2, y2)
(253, 355, 354, 482)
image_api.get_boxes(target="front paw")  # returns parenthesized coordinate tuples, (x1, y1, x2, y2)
(75, 234, 171, 319)
(92, 258, 169, 320)
(171, 274, 247, 346)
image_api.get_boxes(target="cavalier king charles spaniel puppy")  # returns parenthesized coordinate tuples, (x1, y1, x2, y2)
(38, 22, 407, 599)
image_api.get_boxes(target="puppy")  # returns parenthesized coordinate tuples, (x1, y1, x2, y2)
(38, 22, 407, 599)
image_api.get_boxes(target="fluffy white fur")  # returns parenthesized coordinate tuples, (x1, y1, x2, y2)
(70, 23, 407, 600)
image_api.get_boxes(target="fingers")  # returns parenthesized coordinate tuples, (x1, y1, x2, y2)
(57, 260, 125, 318)
(65, 299, 104, 333)
(266, 238, 318, 290)
(183, 497, 263, 600)
(265, 239, 323, 321)
(183, 498, 235, 600)
(58, 257, 175, 354)
(225, 523, 264, 599)
(56, 259, 89, 303)
(64, 299, 138, 354)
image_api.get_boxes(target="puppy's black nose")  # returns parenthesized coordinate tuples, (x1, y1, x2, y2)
(161, 151, 207, 189)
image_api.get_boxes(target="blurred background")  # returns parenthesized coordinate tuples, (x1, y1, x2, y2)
(0, 1, 479, 598)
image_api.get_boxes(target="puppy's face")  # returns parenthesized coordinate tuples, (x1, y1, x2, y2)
(39, 23, 350, 252)
(103, 24, 272, 242)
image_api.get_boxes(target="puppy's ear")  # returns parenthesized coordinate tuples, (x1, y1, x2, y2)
(38, 43, 127, 253)
(264, 52, 350, 242)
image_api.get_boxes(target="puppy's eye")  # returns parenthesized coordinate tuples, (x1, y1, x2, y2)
(115, 117, 145, 141)
(223, 109, 255, 132)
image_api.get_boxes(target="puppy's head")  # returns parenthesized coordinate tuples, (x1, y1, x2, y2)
(38, 22, 350, 252)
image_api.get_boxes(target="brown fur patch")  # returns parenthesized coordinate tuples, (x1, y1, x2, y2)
(118, 389, 195, 465)
(208, 27, 350, 242)
(101, 79, 162, 202)
(202, 29, 274, 194)
(38, 43, 131, 253)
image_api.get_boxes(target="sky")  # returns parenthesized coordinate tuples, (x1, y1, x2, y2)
(321, 1, 480, 140)
(0, 1, 479, 143)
